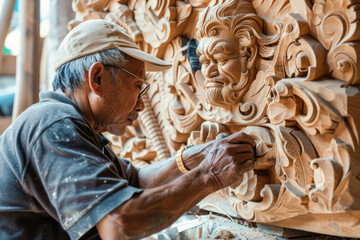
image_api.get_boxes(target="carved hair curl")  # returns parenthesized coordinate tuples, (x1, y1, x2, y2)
(196, 0, 279, 59)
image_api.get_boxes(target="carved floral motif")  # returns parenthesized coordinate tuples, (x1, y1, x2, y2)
(311, 0, 360, 85)
(103, 121, 157, 168)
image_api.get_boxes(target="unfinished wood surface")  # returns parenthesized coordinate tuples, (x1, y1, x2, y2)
(71, 0, 360, 237)
(12, 0, 40, 120)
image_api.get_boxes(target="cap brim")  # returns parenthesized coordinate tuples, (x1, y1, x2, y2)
(118, 47, 172, 72)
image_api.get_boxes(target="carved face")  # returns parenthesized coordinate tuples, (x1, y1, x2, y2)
(197, 29, 244, 107)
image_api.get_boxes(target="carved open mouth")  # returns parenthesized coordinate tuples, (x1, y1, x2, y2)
(205, 78, 228, 88)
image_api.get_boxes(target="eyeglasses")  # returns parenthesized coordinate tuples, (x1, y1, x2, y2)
(104, 64, 150, 98)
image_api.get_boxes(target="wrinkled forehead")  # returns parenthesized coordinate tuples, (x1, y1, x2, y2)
(197, 35, 239, 57)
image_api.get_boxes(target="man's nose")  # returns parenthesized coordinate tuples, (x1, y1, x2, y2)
(135, 97, 145, 112)
(204, 61, 219, 78)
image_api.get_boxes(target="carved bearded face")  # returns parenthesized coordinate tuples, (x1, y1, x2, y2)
(197, 29, 246, 107)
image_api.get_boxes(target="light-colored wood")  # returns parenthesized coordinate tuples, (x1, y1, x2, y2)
(0, 0, 16, 60)
(199, 191, 360, 238)
(139, 93, 171, 160)
(12, 0, 40, 120)
(0, 55, 16, 75)
(71, 0, 360, 237)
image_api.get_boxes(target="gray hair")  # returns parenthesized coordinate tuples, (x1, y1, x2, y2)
(52, 48, 127, 92)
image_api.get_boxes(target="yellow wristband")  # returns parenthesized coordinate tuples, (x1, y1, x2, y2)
(176, 147, 190, 174)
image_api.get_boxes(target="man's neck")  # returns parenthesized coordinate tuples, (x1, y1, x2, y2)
(56, 88, 102, 133)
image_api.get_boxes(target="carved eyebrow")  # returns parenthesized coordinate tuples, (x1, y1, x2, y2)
(209, 41, 236, 56)
(210, 45, 225, 55)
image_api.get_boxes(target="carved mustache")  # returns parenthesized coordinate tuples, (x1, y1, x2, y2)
(205, 77, 230, 86)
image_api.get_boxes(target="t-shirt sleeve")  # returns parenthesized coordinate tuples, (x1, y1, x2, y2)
(103, 145, 141, 188)
(27, 118, 143, 240)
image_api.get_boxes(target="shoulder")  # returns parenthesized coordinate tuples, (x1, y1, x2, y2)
(17, 91, 88, 132)
(27, 97, 84, 123)
(6, 92, 92, 150)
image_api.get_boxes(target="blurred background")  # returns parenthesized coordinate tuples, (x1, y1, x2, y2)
(0, 0, 73, 134)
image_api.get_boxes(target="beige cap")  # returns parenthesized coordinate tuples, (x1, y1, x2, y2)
(54, 19, 172, 72)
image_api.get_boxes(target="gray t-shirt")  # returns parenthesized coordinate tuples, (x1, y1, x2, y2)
(0, 91, 142, 240)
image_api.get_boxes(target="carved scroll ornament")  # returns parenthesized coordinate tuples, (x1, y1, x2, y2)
(71, 0, 360, 237)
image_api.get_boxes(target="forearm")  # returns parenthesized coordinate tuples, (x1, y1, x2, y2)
(98, 132, 255, 239)
(137, 155, 179, 188)
(97, 167, 216, 239)
(137, 142, 213, 188)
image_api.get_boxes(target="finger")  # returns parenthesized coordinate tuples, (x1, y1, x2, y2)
(226, 143, 254, 155)
(238, 159, 254, 174)
(226, 132, 256, 147)
(233, 152, 255, 163)
(221, 154, 254, 170)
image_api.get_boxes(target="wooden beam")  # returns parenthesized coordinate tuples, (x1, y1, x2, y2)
(0, 0, 16, 59)
(45, 0, 74, 89)
(0, 55, 16, 75)
(12, 0, 40, 120)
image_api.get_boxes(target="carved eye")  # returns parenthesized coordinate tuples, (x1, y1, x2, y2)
(218, 59, 228, 65)
(199, 57, 210, 65)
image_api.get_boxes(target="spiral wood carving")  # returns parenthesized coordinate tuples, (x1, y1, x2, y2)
(139, 93, 171, 161)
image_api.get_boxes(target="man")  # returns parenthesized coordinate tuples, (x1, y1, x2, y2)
(0, 19, 255, 239)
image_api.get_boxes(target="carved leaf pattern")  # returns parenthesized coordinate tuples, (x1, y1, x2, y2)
(252, 0, 292, 21)
(231, 182, 307, 222)
(268, 79, 342, 136)
(176, 1, 192, 26)
(311, 0, 360, 85)
(308, 138, 352, 213)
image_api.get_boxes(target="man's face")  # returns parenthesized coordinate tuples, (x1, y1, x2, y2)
(98, 57, 145, 135)
(197, 29, 242, 107)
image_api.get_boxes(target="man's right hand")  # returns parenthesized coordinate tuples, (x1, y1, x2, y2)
(198, 132, 255, 190)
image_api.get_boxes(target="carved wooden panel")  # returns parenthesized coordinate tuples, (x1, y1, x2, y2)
(71, 0, 360, 237)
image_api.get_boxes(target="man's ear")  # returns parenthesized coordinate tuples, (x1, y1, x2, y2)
(88, 62, 105, 96)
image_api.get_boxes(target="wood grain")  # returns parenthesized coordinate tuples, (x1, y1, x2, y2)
(70, 0, 360, 237)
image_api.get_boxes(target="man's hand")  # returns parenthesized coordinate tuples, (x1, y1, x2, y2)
(198, 132, 255, 190)
(98, 132, 255, 239)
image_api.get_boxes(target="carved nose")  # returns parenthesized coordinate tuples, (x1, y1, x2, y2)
(204, 62, 219, 78)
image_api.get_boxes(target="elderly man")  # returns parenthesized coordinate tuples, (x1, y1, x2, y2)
(0, 19, 255, 240)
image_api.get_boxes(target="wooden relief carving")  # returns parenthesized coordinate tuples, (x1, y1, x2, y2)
(71, 0, 360, 237)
